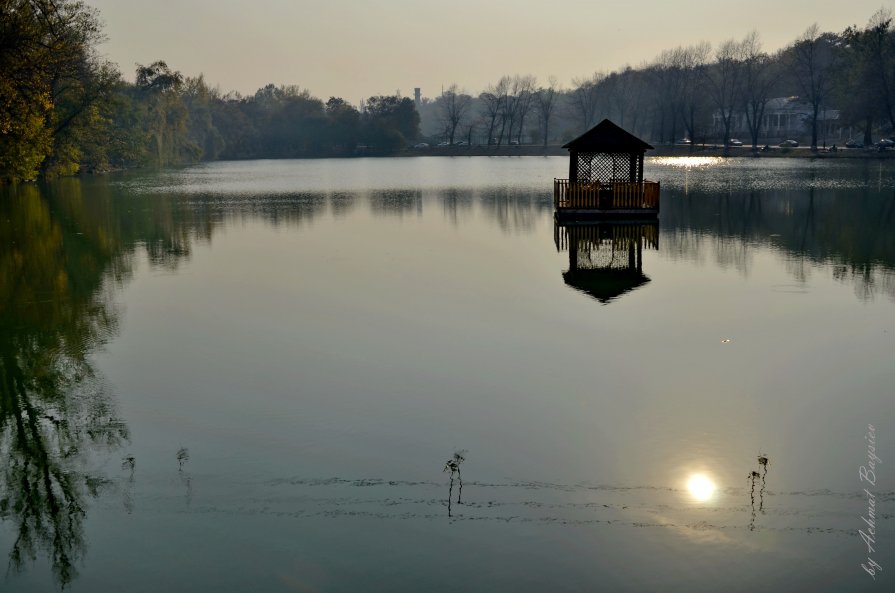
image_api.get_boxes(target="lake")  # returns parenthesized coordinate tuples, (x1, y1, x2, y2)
(1, 156, 893, 592)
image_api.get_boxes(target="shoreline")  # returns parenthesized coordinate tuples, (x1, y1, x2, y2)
(10, 145, 894, 185)
(400, 145, 895, 159)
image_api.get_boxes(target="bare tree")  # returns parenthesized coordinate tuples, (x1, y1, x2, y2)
(705, 38, 747, 149)
(648, 44, 711, 147)
(569, 72, 605, 131)
(479, 86, 503, 146)
(865, 9, 895, 130)
(676, 43, 712, 147)
(439, 83, 472, 145)
(649, 68, 673, 142)
(498, 75, 534, 145)
(513, 75, 537, 144)
(624, 67, 650, 137)
(463, 120, 477, 146)
(788, 24, 838, 150)
(740, 32, 780, 150)
(839, 9, 895, 144)
(535, 76, 560, 146)
(602, 67, 638, 128)
(493, 76, 512, 146)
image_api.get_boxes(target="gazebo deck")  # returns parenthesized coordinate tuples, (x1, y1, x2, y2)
(554, 179, 660, 219)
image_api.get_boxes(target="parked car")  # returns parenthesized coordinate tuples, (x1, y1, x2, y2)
(509, 139, 520, 145)
(729, 138, 743, 146)
(455, 140, 468, 146)
(844, 139, 864, 149)
(436, 141, 450, 147)
(677, 138, 692, 145)
(875, 138, 894, 149)
(779, 139, 799, 147)
(413, 142, 429, 149)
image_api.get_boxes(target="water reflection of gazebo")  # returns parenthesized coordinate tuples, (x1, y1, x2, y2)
(554, 222, 659, 303)
(554, 119, 659, 219)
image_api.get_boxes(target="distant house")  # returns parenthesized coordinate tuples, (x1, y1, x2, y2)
(712, 97, 842, 143)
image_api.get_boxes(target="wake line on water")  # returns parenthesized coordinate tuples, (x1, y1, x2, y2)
(182, 503, 878, 536)
(261, 476, 895, 501)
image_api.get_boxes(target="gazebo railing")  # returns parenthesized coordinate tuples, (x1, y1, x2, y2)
(554, 179, 660, 210)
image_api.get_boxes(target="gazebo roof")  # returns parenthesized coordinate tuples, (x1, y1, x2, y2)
(562, 119, 654, 152)
(563, 269, 650, 303)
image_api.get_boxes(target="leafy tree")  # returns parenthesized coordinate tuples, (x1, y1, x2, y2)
(182, 75, 225, 160)
(325, 97, 360, 153)
(135, 60, 198, 165)
(361, 95, 419, 151)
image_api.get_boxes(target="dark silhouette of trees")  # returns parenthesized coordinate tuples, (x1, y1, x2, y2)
(741, 33, 781, 150)
(361, 95, 420, 152)
(705, 38, 747, 149)
(837, 10, 895, 145)
(787, 24, 839, 149)
(480, 77, 510, 145)
(325, 97, 360, 153)
(569, 72, 604, 131)
(439, 84, 472, 145)
(535, 77, 560, 146)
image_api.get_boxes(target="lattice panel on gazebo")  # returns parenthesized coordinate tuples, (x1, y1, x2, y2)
(575, 239, 634, 270)
(575, 152, 637, 183)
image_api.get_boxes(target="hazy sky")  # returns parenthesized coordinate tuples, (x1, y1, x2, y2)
(91, 0, 889, 100)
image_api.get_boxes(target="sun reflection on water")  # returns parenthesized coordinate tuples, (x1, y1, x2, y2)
(686, 473, 717, 502)
(652, 156, 726, 168)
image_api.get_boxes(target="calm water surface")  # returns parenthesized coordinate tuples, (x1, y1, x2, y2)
(1, 157, 894, 591)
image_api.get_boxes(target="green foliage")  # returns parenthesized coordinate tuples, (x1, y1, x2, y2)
(135, 61, 201, 166)
(0, 0, 120, 180)
(361, 95, 420, 151)
(0, 90, 52, 182)
(0, 1, 56, 181)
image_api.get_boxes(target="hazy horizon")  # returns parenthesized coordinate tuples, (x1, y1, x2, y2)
(91, 0, 889, 100)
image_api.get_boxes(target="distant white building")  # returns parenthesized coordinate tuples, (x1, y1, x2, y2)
(713, 97, 842, 144)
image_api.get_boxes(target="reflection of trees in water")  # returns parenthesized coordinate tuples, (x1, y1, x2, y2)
(329, 192, 358, 217)
(439, 189, 474, 227)
(1, 179, 338, 587)
(660, 187, 895, 300)
(478, 188, 551, 233)
(368, 189, 422, 217)
(0, 180, 224, 588)
(0, 185, 132, 588)
(248, 195, 327, 229)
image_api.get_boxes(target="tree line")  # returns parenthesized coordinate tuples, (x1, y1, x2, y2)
(2, 1, 895, 183)
(1, 1, 420, 182)
(423, 9, 895, 151)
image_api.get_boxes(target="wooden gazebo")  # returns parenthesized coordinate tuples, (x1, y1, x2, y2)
(554, 119, 659, 219)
